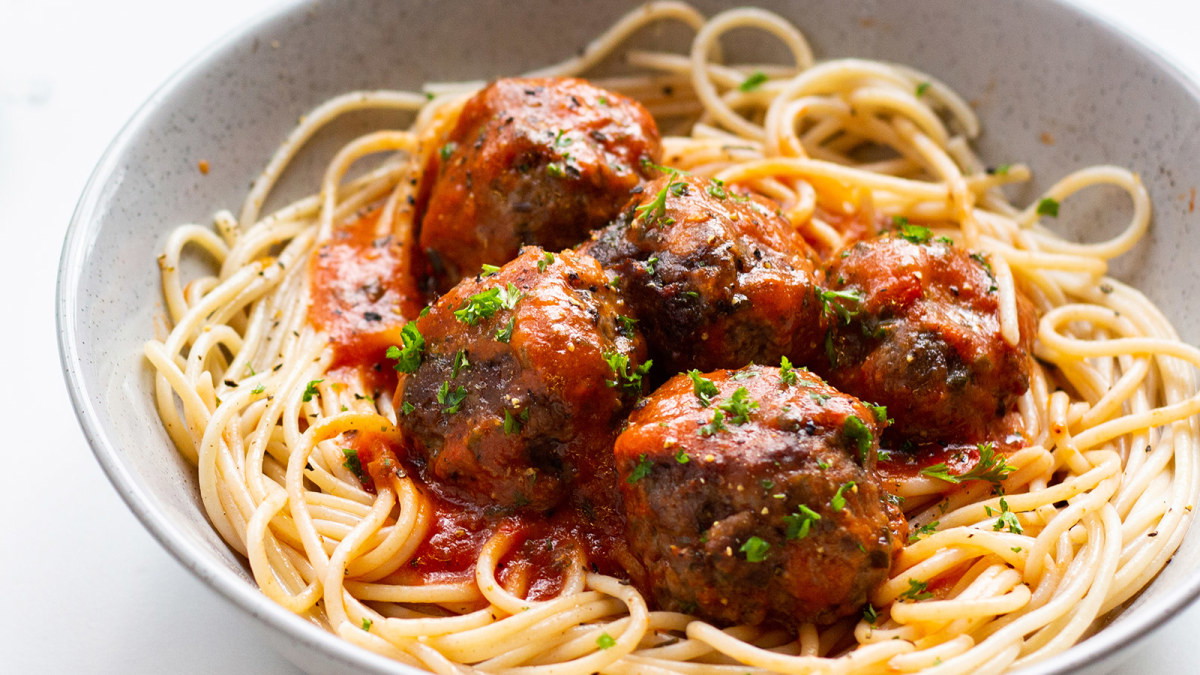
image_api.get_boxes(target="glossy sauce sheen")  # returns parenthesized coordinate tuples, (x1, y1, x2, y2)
(309, 208, 422, 369)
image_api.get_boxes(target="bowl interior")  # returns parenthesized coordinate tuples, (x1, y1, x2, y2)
(59, 0, 1200, 672)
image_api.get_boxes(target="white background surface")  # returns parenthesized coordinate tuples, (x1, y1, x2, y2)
(3, 0, 1200, 672)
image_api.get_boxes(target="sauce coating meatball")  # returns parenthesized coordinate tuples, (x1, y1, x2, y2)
(582, 174, 824, 373)
(396, 248, 648, 511)
(819, 232, 1035, 442)
(418, 77, 662, 292)
(615, 365, 903, 627)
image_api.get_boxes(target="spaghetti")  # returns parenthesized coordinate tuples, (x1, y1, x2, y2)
(146, 3, 1200, 673)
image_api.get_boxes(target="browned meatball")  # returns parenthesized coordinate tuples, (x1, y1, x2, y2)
(396, 248, 649, 511)
(418, 77, 661, 293)
(614, 365, 903, 627)
(582, 174, 824, 374)
(819, 231, 1035, 443)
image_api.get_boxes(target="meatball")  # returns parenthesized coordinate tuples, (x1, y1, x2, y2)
(615, 364, 903, 627)
(418, 77, 662, 292)
(396, 248, 648, 511)
(819, 231, 1035, 442)
(582, 174, 824, 374)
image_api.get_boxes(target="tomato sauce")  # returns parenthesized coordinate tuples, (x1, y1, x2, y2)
(308, 207, 423, 369)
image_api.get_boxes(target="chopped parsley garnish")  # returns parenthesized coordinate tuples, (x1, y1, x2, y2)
(779, 356, 799, 386)
(674, 448, 690, 463)
(250, 384, 265, 395)
(644, 256, 660, 275)
(302, 379, 323, 402)
(992, 164, 1012, 176)
(386, 323, 425, 373)
(908, 520, 940, 543)
(361, 617, 373, 631)
(480, 263, 500, 277)
(635, 171, 683, 227)
(863, 604, 879, 625)
(898, 222, 933, 244)
(451, 350, 470, 378)
(453, 284, 522, 325)
(716, 387, 759, 425)
(537, 251, 555, 272)
(627, 454, 653, 483)
(899, 578, 933, 602)
(699, 409, 727, 436)
(436, 381, 468, 414)
(915, 81, 931, 97)
(596, 632, 616, 649)
(603, 352, 652, 395)
(596, 96, 609, 107)
(1037, 197, 1060, 217)
(991, 497, 1024, 534)
(546, 162, 565, 178)
(842, 415, 873, 462)
(503, 408, 528, 435)
(739, 70, 769, 92)
(439, 142, 457, 161)
(868, 404, 890, 425)
(783, 505, 821, 540)
(706, 178, 728, 200)
(831, 481, 856, 511)
(918, 443, 1015, 486)
(616, 315, 638, 336)
(817, 288, 864, 323)
(739, 535, 770, 562)
(687, 370, 719, 407)
(553, 129, 571, 147)
(400, 400, 415, 415)
(495, 317, 515, 343)
(341, 448, 365, 481)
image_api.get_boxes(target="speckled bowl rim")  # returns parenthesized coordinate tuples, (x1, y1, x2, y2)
(57, 0, 1200, 672)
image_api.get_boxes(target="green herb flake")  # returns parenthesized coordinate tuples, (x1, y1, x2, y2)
(537, 251, 555, 273)
(546, 162, 566, 178)
(699, 409, 727, 436)
(993, 497, 1024, 534)
(361, 617, 373, 631)
(644, 256, 660, 275)
(603, 352, 652, 395)
(480, 263, 501, 277)
(451, 350, 471, 378)
(1037, 197, 1060, 217)
(898, 222, 933, 244)
(687, 370, 719, 407)
(436, 381, 468, 414)
(831, 481, 856, 512)
(627, 454, 653, 483)
(716, 387, 759, 425)
(863, 604, 879, 625)
(706, 178, 728, 200)
(919, 442, 1015, 487)
(495, 316, 516, 343)
(783, 504, 822, 540)
(503, 408, 524, 435)
(842, 415, 873, 462)
(780, 356, 799, 386)
(915, 81, 931, 97)
(992, 164, 1012, 176)
(674, 448, 690, 463)
(908, 520, 940, 543)
(597, 96, 610, 107)
(439, 142, 457, 161)
(739, 535, 770, 562)
(899, 578, 933, 602)
(869, 404, 890, 425)
(341, 448, 365, 481)
(596, 632, 616, 649)
(739, 70, 769, 92)
(250, 384, 265, 395)
(817, 288, 864, 324)
(302, 379, 323, 403)
(387, 323, 425, 373)
(400, 400, 415, 415)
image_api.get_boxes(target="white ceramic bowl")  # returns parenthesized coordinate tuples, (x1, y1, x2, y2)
(58, 0, 1200, 672)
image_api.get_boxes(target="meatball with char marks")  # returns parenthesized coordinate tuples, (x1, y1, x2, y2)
(418, 77, 661, 293)
(582, 174, 824, 373)
(396, 247, 648, 511)
(819, 232, 1035, 443)
(615, 364, 904, 627)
